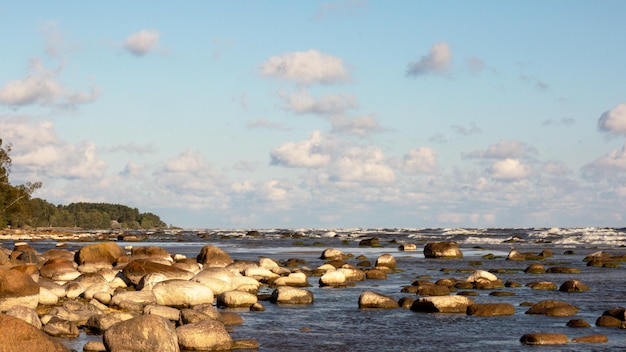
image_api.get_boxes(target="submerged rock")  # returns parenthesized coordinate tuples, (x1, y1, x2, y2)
(520, 333, 568, 345)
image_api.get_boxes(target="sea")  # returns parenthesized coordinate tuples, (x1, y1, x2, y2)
(5, 227, 626, 351)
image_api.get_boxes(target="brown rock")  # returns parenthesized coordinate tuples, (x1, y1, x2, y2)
(559, 279, 590, 292)
(526, 281, 557, 290)
(467, 303, 515, 316)
(0, 314, 70, 352)
(524, 264, 545, 274)
(520, 333, 568, 345)
(595, 315, 622, 327)
(546, 267, 581, 274)
(122, 259, 194, 285)
(365, 269, 387, 280)
(76, 242, 127, 266)
(423, 242, 463, 259)
(572, 334, 608, 343)
(358, 290, 400, 309)
(566, 319, 591, 328)
(0, 268, 40, 311)
(411, 296, 475, 313)
(525, 300, 579, 317)
(197, 245, 233, 267)
(103, 314, 179, 352)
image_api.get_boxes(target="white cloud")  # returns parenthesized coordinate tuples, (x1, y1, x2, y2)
(331, 146, 396, 185)
(581, 143, 626, 179)
(451, 122, 482, 136)
(261, 50, 350, 85)
(464, 140, 536, 159)
(0, 59, 99, 108)
(406, 42, 451, 77)
(400, 147, 438, 174)
(329, 114, 381, 136)
(270, 130, 332, 168)
(246, 118, 291, 131)
(124, 30, 160, 56)
(542, 161, 571, 176)
(598, 103, 626, 136)
(279, 89, 357, 115)
(489, 158, 531, 180)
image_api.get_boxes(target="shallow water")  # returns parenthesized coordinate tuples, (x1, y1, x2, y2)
(6, 227, 626, 351)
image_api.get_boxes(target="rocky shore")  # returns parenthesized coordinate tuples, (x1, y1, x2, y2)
(0, 230, 623, 351)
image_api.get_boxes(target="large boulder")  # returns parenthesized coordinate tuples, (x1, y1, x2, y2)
(131, 246, 173, 264)
(559, 279, 590, 292)
(75, 242, 127, 266)
(196, 245, 233, 267)
(152, 279, 214, 307)
(270, 286, 314, 305)
(103, 314, 180, 352)
(0, 268, 40, 311)
(176, 319, 232, 351)
(0, 314, 70, 352)
(358, 290, 399, 309)
(319, 271, 346, 287)
(423, 242, 463, 259)
(39, 258, 81, 281)
(217, 290, 258, 308)
(410, 296, 475, 313)
(122, 259, 194, 285)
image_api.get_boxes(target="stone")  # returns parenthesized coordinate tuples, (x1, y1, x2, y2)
(410, 296, 475, 313)
(143, 304, 180, 321)
(270, 286, 314, 305)
(40, 258, 81, 281)
(398, 243, 417, 251)
(122, 259, 194, 285)
(319, 270, 346, 287)
(595, 315, 622, 327)
(0, 314, 70, 352)
(5, 305, 42, 329)
(83, 341, 107, 352)
(86, 312, 136, 333)
(76, 242, 127, 266)
(525, 300, 579, 317)
(338, 267, 366, 282)
(131, 246, 173, 263)
(320, 248, 344, 260)
(110, 290, 157, 311)
(259, 257, 280, 270)
(0, 268, 40, 311)
(39, 287, 60, 305)
(559, 280, 590, 292)
(244, 266, 279, 280)
(546, 266, 581, 274)
(359, 237, 379, 246)
(423, 242, 463, 259)
(43, 317, 80, 338)
(220, 311, 244, 326)
(416, 285, 450, 296)
(566, 319, 591, 328)
(217, 290, 258, 308)
(524, 264, 546, 274)
(572, 334, 608, 343)
(526, 281, 557, 290)
(176, 319, 233, 351)
(366, 269, 387, 280)
(103, 314, 180, 352)
(152, 279, 214, 307)
(358, 290, 399, 309)
(273, 272, 309, 287)
(466, 303, 515, 316)
(466, 270, 497, 282)
(375, 253, 396, 268)
(520, 333, 568, 345)
(196, 245, 233, 267)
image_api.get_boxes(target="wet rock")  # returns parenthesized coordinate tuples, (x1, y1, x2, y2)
(595, 315, 622, 327)
(506, 249, 544, 261)
(0, 314, 70, 352)
(176, 320, 232, 351)
(416, 285, 450, 296)
(122, 259, 194, 286)
(601, 307, 626, 321)
(566, 319, 591, 328)
(410, 296, 475, 313)
(270, 286, 314, 304)
(398, 297, 414, 309)
(152, 279, 214, 308)
(524, 264, 546, 274)
(525, 300, 579, 317)
(220, 311, 244, 326)
(359, 237, 379, 246)
(103, 314, 179, 352)
(467, 303, 515, 316)
(572, 334, 608, 343)
(217, 290, 258, 308)
(520, 333, 568, 345)
(423, 242, 463, 259)
(559, 279, 590, 292)
(75, 242, 127, 266)
(0, 268, 40, 311)
(358, 290, 399, 309)
(546, 266, 581, 274)
(196, 245, 234, 267)
(232, 339, 260, 350)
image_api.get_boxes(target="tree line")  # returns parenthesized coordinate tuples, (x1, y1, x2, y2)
(0, 138, 168, 230)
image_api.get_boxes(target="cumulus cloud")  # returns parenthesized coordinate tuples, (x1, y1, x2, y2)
(0, 59, 100, 108)
(331, 146, 396, 185)
(329, 114, 381, 136)
(279, 89, 358, 115)
(463, 140, 536, 159)
(542, 161, 571, 176)
(581, 143, 626, 179)
(261, 50, 350, 85)
(124, 30, 160, 56)
(270, 130, 332, 168)
(406, 42, 451, 77)
(598, 103, 626, 136)
(399, 147, 438, 174)
(489, 158, 531, 180)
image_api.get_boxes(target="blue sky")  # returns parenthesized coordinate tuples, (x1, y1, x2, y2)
(1, 1, 625, 229)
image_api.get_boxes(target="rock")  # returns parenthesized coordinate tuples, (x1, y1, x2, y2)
(39, 287, 60, 305)
(525, 300, 579, 317)
(259, 257, 280, 270)
(520, 333, 568, 345)
(338, 267, 366, 282)
(358, 290, 399, 309)
(572, 334, 608, 343)
(566, 319, 591, 328)
(176, 320, 232, 351)
(466, 270, 497, 282)
(270, 286, 314, 305)
(375, 253, 396, 268)
(10, 264, 39, 283)
(366, 269, 387, 280)
(546, 266, 581, 274)
(319, 271, 346, 287)
(104, 315, 180, 352)
(232, 339, 260, 350)
(359, 237, 379, 246)
(217, 290, 258, 308)
(196, 245, 233, 267)
(0, 268, 40, 311)
(40, 258, 81, 281)
(220, 311, 244, 326)
(137, 272, 169, 291)
(122, 259, 194, 286)
(5, 305, 42, 329)
(595, 315, 622, 327)
(152, 279, 215, 308)
(0, 314, 70, 352)
(410, 296, 475, 313)
(131, 246, 173, 263)
(273, 272, 309, 287)
(423, 242, 463, 259)
(191, 268, 236, 294)
(398, 243, 417, 251)
(526, 281, 557, 290)
(320, 248, 344, 260)
(524, 264, 546, 274)
(82, 340, 107, 352)
(559, 280, 590, 292)
(75, 242, 127, 266)
(398, 297, 414, 309)
(110, 290, 157, 311)
(244, 266, 279, 280)
(42, 317, 80, 338)
(466, 303, 515, 316)
(416, 285, 450, 296)
(144, 304, 181, 321)
(86, 312, 137, 333)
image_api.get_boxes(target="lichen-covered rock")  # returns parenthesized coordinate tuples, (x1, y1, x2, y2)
(423, 242, 463, 259)
(358, 290, 399, 309)
(103, 315, 179, 352)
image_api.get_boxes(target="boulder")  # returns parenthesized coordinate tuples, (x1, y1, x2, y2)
(144, 304, 181, 321)
(110, 290, 157, 311)
(39, 258, 81, 281)
(466, 270, 497, 282)
(338, 266, 366, 282)
(75, 242, 127, 266)
(595, 315, 622, 327)
(103, 314, 179, 352)
(358, 290, 399, 309)
(320, 248, 344, 260)
(559, 280, 590, 293)
(572, 334, 608, 343)
(39, 287, 60, 305)
(131, 246, 173, 263)
(566, 319, 591, 328)
(270, 286, 314, 305)
(359, 237, 379, 246)
(86, 312, 136, 333)
(5, 305, 42, 329)
(398, 243, 417, 251)
(375, 253, 396, 269)
(152, 279, 214, 307)
(319, 271, 346, 287)
(42, 317, 80, 338)
(366, 269, 387, 280)
(176, 319, 232, 351)
(525, 300, 579, 317)
(273, 272, 309, 287)
(466, 303, 515, 316)
(524, 264, 546, 274)
(526, 281, 557, 290)
(122, 259, 194, 285)
(196, 245, 233, 267)
(423, 242, 463, 259)
(0, 314, 70, 352)
(520, 333, 568, 345)
(0, 268, 40, 311)
(410, 296, 475, 313)
(546, 266, 581, 274)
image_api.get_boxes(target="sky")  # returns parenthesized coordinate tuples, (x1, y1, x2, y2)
(0, 1, 625, 229)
